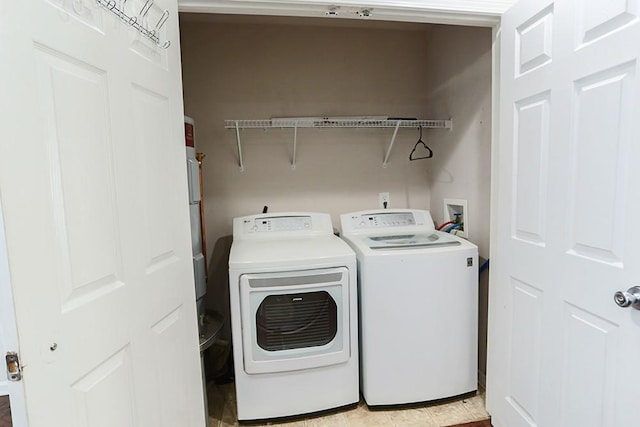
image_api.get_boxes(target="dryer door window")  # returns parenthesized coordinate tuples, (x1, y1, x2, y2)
(256, 291, 338, 351)
(239, 267, 351, 374)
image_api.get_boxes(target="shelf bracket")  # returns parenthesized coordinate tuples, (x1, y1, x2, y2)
(291, 125, 298, 170)
(383, 120, 402, 168)
(234, 121, 244, 172)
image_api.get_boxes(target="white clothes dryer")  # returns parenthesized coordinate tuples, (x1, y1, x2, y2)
(340, 209, 478, 406)
(228, 212, 359, 421)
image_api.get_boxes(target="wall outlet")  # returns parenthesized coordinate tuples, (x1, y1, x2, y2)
(443, 198, 468, 238)
(379, 192, 390, 209)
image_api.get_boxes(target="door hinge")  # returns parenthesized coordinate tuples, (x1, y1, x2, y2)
(5, 351, 22, 382)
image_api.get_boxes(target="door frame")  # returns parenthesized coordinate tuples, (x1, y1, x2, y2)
(178, 0, 507, 26)
(487, 23, 501, 401)
(0, 1, 505, 425)
(0, 202, 28, 426)
(177, 0, 505, 392)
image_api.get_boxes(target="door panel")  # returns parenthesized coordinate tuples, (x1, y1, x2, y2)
(560, 305, 617, 427)
(508, 279, 542, 424)
(568, 63, 633, 265)
(515, 6, 553, 76)
(151, 307, 190, 427)
(489, 1, 640, 426)
(70, 346, 136, 427)
(513, 92, 550, 245)
(576, 0, 637, 45)
(34, 46, 125, 311)
(132, 84, 179, 271)
(0, 0, 204, 425)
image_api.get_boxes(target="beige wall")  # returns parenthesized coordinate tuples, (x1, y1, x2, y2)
(423, 24, 493, 383)
(180, 16, 438, 232)
(180, 15, 441, 309)
(180, 15, 492, 380)
(423, 25, 492, 257)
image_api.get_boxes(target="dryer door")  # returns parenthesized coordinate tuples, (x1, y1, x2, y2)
(239, 267, 351, 374)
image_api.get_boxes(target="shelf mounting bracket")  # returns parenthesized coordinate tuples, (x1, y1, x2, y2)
(383, 120, 402, 168)
(291, 125, 298, 170)
(234, 121, 244, 172)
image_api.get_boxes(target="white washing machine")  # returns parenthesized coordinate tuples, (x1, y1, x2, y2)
(340, 209, 478, 406)
(228, 212, 359, 421)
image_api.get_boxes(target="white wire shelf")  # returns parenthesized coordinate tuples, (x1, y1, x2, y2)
(224, 117, 453, 171)
(224, 118, 452, 129)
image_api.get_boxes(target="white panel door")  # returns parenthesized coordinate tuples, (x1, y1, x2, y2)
(488, 1, 640, 426)
(0, 1, 205, 426)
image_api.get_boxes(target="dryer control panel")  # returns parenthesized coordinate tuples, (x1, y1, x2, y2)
(233, 212, 334, 239)
(251, 216, 312, 232)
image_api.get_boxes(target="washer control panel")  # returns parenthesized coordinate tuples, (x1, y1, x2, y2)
(355, 213, 419, 229)
(341, 210, 434, 233)
(361, 213, 416, 227)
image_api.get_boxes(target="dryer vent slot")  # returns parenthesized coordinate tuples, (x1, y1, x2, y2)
(256, 291, 337, 351)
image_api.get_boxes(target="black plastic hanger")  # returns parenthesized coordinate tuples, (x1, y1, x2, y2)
(409, 126, 433, 160)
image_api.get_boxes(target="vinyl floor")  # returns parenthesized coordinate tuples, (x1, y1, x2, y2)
(208, 383, 492, 427)
(0, 396, 11, 427)
(0, 385, 492, 427)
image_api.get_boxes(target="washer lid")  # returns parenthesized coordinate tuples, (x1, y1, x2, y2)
(365, 232, 461, 249)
